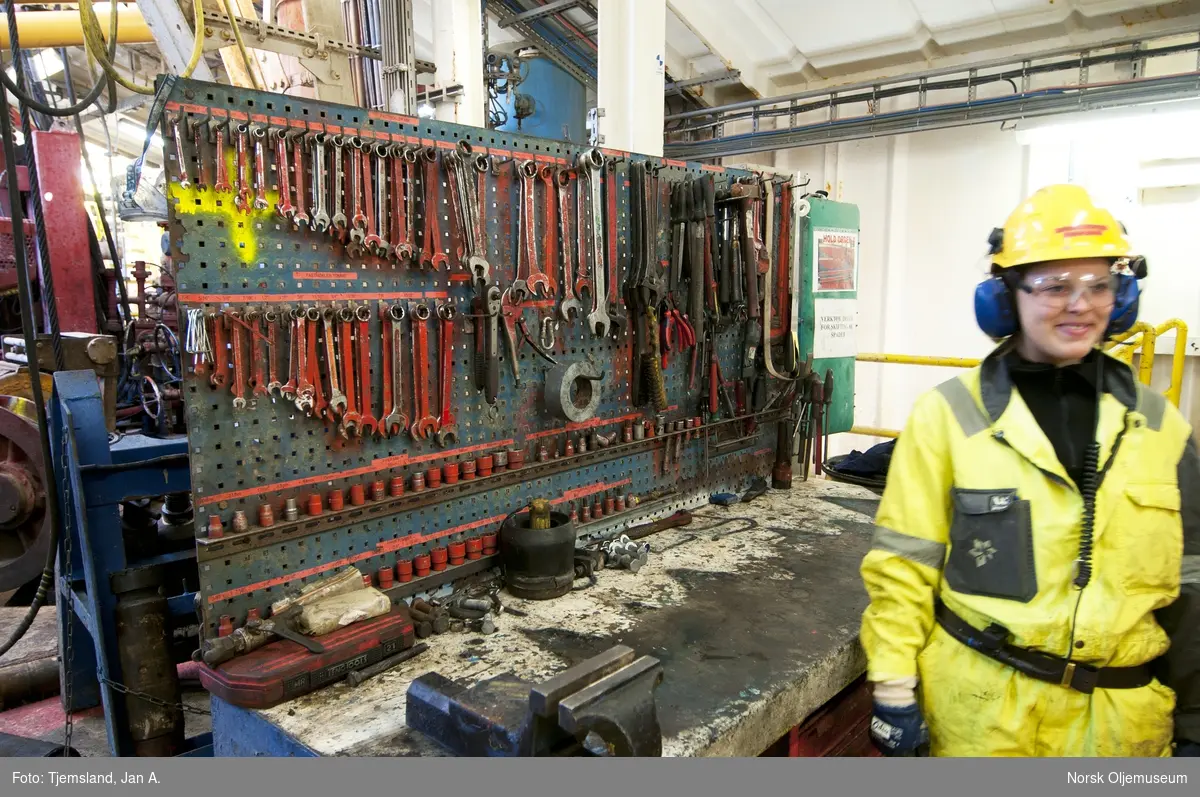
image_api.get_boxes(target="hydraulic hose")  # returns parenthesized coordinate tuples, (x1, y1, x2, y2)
(219, 0, 262, 90)
(79, 0, 208, 95)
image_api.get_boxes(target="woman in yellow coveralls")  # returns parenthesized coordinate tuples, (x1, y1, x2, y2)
(860, 185, 1199, 757)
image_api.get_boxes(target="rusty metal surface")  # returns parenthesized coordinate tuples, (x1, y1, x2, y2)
(164, 79, 780, 641)
(247, 478, 877, 757)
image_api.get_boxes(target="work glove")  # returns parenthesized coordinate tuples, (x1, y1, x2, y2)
(1175, 741, 1200, 757)
(870, 678, 929, 757)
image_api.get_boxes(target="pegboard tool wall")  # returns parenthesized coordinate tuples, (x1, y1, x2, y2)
(163, 79, 792, 637)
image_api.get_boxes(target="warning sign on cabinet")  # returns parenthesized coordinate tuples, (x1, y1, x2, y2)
(813, 299, 858, 360)
(814, 228, 858, 293)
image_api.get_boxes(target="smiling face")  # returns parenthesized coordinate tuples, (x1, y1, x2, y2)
(1012, 257, 1116, 365)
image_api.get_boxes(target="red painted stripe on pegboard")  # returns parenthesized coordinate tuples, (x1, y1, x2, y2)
(663, 159, 687, 168)
(700, 164, 725, 173)
(524, 411, 642, 441)
(207, 512, 508, 604)
(195, 437, 515, 507)
(250, 114, 268, 124)
(229, 110, 249, 122)
(370, 110, 418, 127)
(269, 116, 289, 127)
(179, 292, 450, 304)
(554, 478, 631, 504)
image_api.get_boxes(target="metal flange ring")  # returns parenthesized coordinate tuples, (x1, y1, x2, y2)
(545, 362, 602, 423)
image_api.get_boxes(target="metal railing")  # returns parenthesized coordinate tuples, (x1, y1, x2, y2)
(848, 319, 1188, 438)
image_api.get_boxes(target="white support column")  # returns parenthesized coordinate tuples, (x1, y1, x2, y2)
(432, 0, 485, 128)
(598, 0, 665, 156)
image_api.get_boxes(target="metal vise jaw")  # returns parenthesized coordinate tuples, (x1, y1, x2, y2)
(405, 645, 664, 756)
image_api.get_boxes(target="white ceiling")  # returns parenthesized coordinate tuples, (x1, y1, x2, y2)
(663, 0, 1200, 99)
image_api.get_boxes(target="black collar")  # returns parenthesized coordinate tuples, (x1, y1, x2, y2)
(978, 339, 1137, 423)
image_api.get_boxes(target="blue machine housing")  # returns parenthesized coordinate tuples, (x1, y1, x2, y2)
(495, 56, 587, 144)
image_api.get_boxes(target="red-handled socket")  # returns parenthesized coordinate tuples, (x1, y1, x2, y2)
(378, 566, 394, 589)
(508, 448, 524, 469)
(256, 503, 275, 528)
(482, 532, 498, 555)
(465, 537, 483, 560)
(581, 504, 592, 522)
(371, 480, 386, 501)
(430, 546, 448, 571)
(307, 493, 323, 516)
(207, 515, 225, 538)
(246, 608, 261, 623)
(218, 615, 233, 637)
(362, 573, 372, 587)
(350, 484, 366, 506)
(390, 476, 405, 497)
(593, 498, 604, 518)
(412, 471, 426, 492)
(328, 488, 344, 512)
(443, 462, 460, 484)
(616, 495, 626, 512)
(478, 455, 494, 477)
(414, 554, 431, 576)
(396, 559, 413, 582)
(462, 459, 476, 480)
(448, 541, 466, 565)
(605, 495, 615, 515)
(426, 467, 442, 488)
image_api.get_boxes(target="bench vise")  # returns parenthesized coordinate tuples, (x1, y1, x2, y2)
(406, 645, 664, 756)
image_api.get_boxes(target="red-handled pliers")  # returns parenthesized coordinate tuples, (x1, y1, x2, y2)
(661, 304, 696, 369)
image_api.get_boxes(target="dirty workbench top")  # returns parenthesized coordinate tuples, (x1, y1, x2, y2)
(254, 477, 882, 757)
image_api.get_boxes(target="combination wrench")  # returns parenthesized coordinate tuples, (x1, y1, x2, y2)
(170, 113, 191, 190)
(295, 307, 318, 415)
(347, 137, 367, 256)
(233, 124, 253, 212)
(229, 312, 248, 410)
(356, 304, 379, 437)
(555, 168, 582, 322)
(265, 309, 282, 396)
(271, 129, 295, 220)
(287, 129, 310, 229)
(409, 303, 439, 439)
(211, 120, 232, 194)
(512, 160, 550, 302)
(250, 125, 270, 211)
(329, 134, 348, 236)
(420, 147, 448, 270)
(435, 303, 458, 447)
(323, 309, 348, 418)
(388, 144, 414, 262)
(280, 309, 299, 400)
(371, 141, 390, 258)
(577, 148, 610, 337)
(362, 139, 385, 256)
(248, 311, 270, 398)
(381, 304, 408, 438)
(310, 133, 331, 233)
(209, 312, 228, 389)
(338, 307, 362, 437)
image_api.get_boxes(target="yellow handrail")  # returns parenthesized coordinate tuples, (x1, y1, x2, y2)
(855, 353, 981, 368)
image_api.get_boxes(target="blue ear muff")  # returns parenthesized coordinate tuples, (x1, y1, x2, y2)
(1105, 272, 1140, 337)
(974, 276, 1018, 339)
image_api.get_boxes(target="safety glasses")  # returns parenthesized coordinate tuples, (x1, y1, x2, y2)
(1018, 272, 1118, 311)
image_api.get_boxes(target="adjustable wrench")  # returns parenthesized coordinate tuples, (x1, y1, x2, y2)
(363, 139, 385, 256)
(409, 303, 439, 439)
(323, 309, 348, 419)
(556, 168, 582, 322)
(577, 149, 609, 337)
(248, 311, 270, 398)
(288, 129, 310, 229)
(280, 309, 299, 400)
(233, 124, 253, 212)
(265, 309, 282, 396)
(329, 134, 348, 235)
(209, 312, 228, 388)
(296, 308, 317, 415)
(170, 113, 191, 190)
(251, 125, 270, 211)
(381, 304, 408, 437)
(435, 303, 458, 447)
(356, 304, 379, 437)
(389, 144, 414, 261)
(271, 129, 295, 220)
(309, 133, 331, 233)
(338, 307, 362, 437)
(229, 313, 248, 410)
(212, 121, 232, 194)
(347, 137, 367, 255)
(371, 141, 390, 258)
(420, 147, 448, 270)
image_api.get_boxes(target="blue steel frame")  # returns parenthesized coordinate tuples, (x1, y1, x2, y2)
(49, 370, 212, 757)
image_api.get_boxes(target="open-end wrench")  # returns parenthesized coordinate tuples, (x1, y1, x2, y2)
(409, 303, 439, 439)
(170, 113, 192, 190)
(280, 309, 299, 400)
(251, 125, 270, 211)
(233, 124, 253, 212)
(471, 154, 492, 285)
(229, 313, 248, 410)
(323, 309, 348, 419)
(287, 129, 310, 229)
(578, 149, 610, 337)
(212, 121, 232, 194)
(193, 116, 210, 191)
(248, 311, 270, 398)
(265, 309, 282, 396)
(556, 168, 582, 322)
(347, 137, 367, 256)
(271, 129, 294, 220)
(362, 139, 385, 256)
(389, 144, 414, 262)
(539, 164, 559, 295)
(329, 134, 348, 235)
(379, 305, 399, 437)
(356, 304, 379, 437)
(605, 158, 628, 335)
(310, 313, 328, 420)
(514, 160, 551, 301)
(338, 307, 361, 437)
(295, 308, 317, 415)
(310, 133, 331, 233)
(384, 303, 409, 437)
(209, 312, 228, 388)
(420, 147, 448, 270)
(574, 166, 591, 305)
(401, 146, 420, 260)
(435, 303, 458, 447)
(371, 141, 390, 258)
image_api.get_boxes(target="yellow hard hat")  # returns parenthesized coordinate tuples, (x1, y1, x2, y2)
(989, 184, 1132, 270)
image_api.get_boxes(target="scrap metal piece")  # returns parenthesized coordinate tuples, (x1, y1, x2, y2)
(545, 361, 603, 422)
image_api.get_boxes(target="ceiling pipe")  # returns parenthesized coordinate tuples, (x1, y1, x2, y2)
(0, 4, 153, 49)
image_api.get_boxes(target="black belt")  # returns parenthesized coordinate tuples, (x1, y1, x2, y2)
(933, 600, 1153, 695)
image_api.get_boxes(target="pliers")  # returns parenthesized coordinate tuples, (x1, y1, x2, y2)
(661, 304, 696, 369)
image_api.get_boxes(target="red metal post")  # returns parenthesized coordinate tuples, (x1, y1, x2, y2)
(31, 130, 96, 333)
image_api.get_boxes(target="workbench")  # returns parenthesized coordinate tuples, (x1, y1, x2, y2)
(210, 477, 882, 757)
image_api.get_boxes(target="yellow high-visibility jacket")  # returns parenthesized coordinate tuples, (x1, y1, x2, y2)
(861, 346, 1200, 756)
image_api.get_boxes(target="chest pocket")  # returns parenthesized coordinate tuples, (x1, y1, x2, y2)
(1111, 483, 1183, 595)
(944, 488, 1038, 603)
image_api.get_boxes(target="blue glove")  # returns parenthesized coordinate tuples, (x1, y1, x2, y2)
(870, 702, 929, 756)
(1175, 741, 1200, 757)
